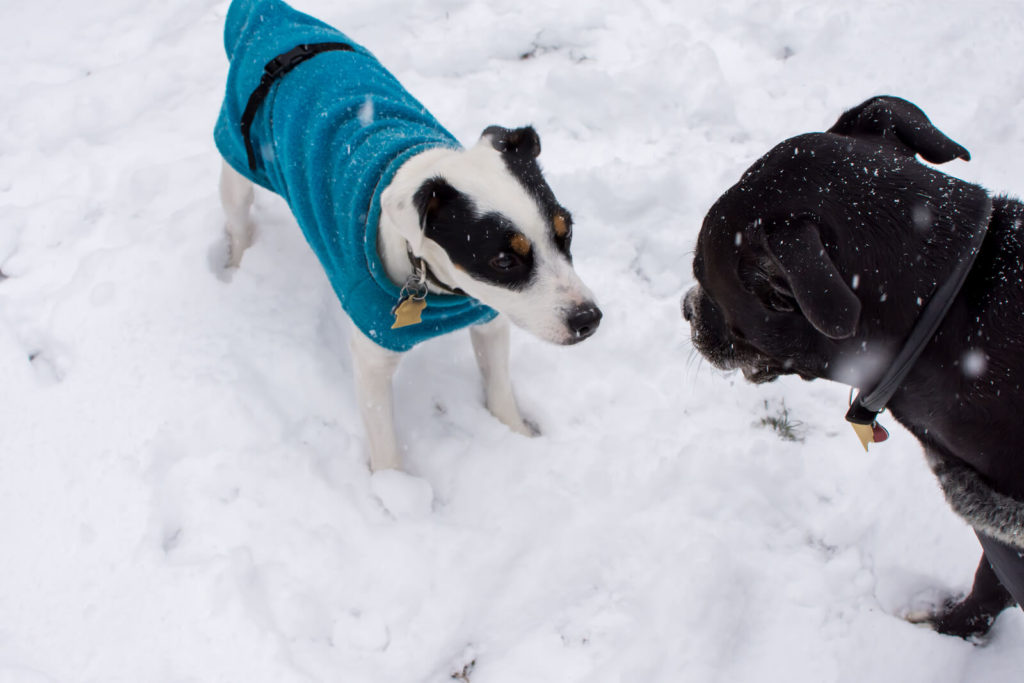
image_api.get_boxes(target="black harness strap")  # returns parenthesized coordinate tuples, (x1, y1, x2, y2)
(239, 42, 354, 171)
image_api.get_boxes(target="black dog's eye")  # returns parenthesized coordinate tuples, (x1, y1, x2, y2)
(489, 252, 522, 271)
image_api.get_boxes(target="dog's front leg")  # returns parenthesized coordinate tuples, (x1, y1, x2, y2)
(350, 326, 404, 471)
(470, 315, 535, 436)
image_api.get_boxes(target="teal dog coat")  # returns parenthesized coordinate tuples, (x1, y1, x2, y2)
(214, 0, 497, 351)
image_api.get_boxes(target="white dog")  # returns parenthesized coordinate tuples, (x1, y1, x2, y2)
(215, 0, 601, 470)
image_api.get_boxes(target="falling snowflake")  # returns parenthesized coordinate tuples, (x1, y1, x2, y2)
(911, 203, 933, 231)
(358, 95, 375, 127)
(962, 348, 987, 378)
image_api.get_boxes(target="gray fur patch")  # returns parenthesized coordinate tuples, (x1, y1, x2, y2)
(927, 451, 1024, 551)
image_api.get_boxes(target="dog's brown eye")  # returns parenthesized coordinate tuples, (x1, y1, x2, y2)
(489, 252, 521, 271)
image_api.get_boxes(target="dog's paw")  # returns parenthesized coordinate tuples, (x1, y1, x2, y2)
(207, 239, 234, 282)
(520, 418, 541, 437)
(485, 400, 540, 437)
(370, 469, 434, 519)
(499, 415, 540, 437)
(905, 595, 997, 642)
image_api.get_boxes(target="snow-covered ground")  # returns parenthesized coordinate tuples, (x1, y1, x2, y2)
(3, 0, 1024, 680)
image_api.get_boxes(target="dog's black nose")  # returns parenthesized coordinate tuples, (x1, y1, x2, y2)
(567, 305, 602, 341)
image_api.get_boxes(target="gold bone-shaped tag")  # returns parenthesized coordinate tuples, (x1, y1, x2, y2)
(850, 421, 890, 452)
(391, 297, 426, 329)
(851, 422, 876, 452)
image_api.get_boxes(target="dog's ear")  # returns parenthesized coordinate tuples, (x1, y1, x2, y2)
(828, 96, 970, 164)
(413, 176, 462, 233)
(380, 176, 461, 251)
(482, 125, 542, 159)
(761, 218, 861, 339)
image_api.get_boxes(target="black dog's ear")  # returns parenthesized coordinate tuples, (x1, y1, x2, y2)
(482, 125, 541, 159)
(762, 218, 861, 339)
(828, 95, 970, 164)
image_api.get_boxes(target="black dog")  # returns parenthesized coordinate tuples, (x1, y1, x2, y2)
(682, 96, 1024, 639)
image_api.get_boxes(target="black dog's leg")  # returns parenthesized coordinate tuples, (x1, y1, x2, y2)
(927, 550, 1016, 640)
(976, 532, 1024, 604)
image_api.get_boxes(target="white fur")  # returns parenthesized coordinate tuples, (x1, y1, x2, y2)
(349, 323, 403, 471)
(221, 130, 595, 471)
(470, 314, 534, 437)
(220, 162, 255, 268)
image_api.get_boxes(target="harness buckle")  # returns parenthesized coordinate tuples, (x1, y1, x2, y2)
(240, 41, 354, 171)
(263, 44, 313, 80)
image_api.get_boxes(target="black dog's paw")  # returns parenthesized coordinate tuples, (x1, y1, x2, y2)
(905, 551, 1018, 641)
(906, 595, 999, 642)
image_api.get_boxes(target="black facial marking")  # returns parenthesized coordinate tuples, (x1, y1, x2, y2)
(414, 177, 536, 289)
(482, 125, 574, 259)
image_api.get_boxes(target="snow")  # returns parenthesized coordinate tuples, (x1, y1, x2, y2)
(2, 0, 1024, 681)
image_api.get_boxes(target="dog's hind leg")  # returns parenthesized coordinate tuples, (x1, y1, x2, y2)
(219, 159, 256, 268)
(471, 315, 535, 436)
(350, 325, 404, 471)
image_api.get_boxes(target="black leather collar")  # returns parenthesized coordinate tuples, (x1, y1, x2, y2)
(846, 202, 993, 433)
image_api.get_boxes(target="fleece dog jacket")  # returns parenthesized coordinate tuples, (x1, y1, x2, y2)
(214, 0, 497, 351)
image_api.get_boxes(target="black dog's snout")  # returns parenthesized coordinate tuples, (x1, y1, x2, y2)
(567, 305, 602, 341)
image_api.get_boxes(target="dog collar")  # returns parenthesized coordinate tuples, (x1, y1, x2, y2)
(404, 245, 467, 298)
(845, 202, 992, 450)
(392, 245, 469, 329)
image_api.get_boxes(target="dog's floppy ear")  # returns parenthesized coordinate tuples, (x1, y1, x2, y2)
(761, 218, 861, 339)
(482, 125, 542, 159)
(413, 176, 462, 233)
(828, 96, 970, 164)
(379, 176, 462, 252)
